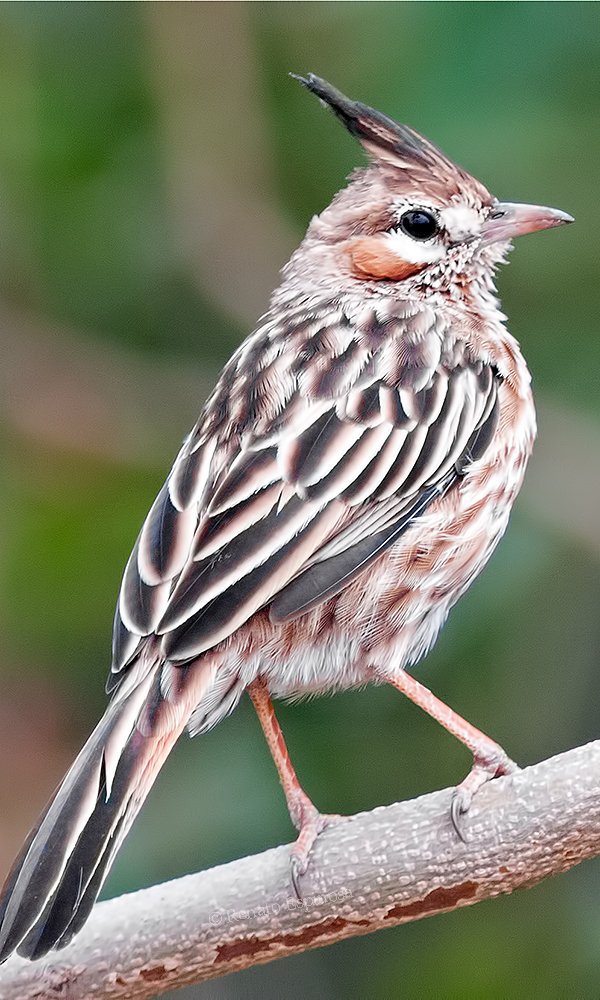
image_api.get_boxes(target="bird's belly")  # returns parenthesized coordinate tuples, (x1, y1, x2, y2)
(258, 632, 370, 699)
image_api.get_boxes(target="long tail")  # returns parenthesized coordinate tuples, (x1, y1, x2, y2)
(0, 661, 192, 963)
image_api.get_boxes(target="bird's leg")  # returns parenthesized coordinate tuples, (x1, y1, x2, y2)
(248, 678, 333, 896)
(381, 668, 518, 836)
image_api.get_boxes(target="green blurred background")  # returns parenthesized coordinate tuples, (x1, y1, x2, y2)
(0, 3, 598, 997)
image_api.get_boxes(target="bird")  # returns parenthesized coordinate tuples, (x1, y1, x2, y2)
(0, 74, 573, 964)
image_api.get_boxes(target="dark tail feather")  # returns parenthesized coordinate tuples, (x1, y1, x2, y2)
(0, 666, 187, 963)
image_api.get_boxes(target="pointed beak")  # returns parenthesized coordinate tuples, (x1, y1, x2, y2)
(482, 201, 574, 245)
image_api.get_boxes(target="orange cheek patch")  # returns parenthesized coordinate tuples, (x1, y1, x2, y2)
(349, 236, 425, 281)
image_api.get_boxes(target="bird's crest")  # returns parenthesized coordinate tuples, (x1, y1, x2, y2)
(294, 73, 489, 201)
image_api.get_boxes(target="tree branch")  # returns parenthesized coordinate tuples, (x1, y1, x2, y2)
(2, 740, 599, 999)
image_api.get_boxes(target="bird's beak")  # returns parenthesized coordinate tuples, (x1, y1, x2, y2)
(482, 202, 574, 245)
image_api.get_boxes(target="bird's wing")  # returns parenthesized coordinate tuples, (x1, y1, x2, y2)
(109, 308, 499, 681)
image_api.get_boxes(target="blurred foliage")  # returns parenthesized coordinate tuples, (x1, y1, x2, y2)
(0, 3, 599, 999)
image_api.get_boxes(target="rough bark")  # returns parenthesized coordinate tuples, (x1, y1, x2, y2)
(1, 740, 599, 1000)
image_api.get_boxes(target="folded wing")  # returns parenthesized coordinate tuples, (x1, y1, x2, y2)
(110, 314, 500, 679)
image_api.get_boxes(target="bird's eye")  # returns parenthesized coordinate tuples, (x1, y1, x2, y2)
(399, 209, 439, 241)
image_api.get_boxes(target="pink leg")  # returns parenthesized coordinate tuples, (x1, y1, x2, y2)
(381, 669, 517, 834)
(248, 679, 334, 895)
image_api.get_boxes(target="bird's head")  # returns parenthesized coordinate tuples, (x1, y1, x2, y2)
(294, 75, 572, 295)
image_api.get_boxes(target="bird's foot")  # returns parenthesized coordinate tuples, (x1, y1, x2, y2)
(450, 741, 519, 839)
(287, 789, 342, 898)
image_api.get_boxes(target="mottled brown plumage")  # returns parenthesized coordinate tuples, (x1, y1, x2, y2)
(0, 75, 572, 962)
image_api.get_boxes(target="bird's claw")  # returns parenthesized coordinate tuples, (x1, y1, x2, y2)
(290, 852, 308, 900)
(450, 747, 519, 840)
(288, 808, 342, 899)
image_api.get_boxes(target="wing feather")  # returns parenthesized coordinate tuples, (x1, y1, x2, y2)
(159, 493, 330, 633)
(110, 607, 142, 679)
(119, 543, 170, 635)
(194, 483, 282, 560)
(208, 447, 279, 515)
(343, 427, 409, 505)
(292, 411, 367, 488)
(160, 501, 345, 660)
(168, 434, 216, 511)
(304, 422, 395, 502)
(138, 485, 198, 585)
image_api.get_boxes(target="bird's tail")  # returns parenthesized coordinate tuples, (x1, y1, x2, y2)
(0, 659, 192, 963)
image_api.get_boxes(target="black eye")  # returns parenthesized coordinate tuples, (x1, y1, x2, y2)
(399, 210, 439, 241)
